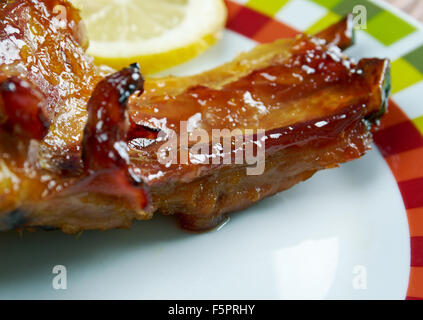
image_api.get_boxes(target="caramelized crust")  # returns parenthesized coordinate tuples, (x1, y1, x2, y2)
(0, 0, 390, 233)
(0, 77, 49, 140)
(78, 64, 149, 211)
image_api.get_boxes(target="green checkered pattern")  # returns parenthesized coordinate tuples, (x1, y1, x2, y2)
(247, 0, 290, 16)
(244, 0, 417, 47)
(237, 0, 423, 298)
(307, 0, 422, 97)
(307, 0, 416, 44)
(241, 0, 423, 134)
(390, 44, 423, 135)
(414, 115, 423, 134)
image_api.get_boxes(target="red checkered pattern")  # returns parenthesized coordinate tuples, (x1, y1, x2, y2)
(224, 0, 423, 300)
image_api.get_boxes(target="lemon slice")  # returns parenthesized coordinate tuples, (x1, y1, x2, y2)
(72, 0, 227, 74)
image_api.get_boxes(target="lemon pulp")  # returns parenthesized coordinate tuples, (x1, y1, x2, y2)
(72, 0, 227, 74)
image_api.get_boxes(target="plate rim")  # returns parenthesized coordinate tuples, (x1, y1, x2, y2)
(225, 0, 423, 300)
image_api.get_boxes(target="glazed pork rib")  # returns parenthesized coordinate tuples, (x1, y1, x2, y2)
(0, 0, 390, 233)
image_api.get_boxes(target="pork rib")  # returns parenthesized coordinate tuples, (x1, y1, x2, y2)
(0, 0, 390, 233)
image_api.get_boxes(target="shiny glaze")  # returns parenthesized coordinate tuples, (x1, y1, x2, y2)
(0, 0, 102, 168)
(79, 64, 148, 210)
(0, 0, 390, 232)
(0, 77, 49, 140)
(128, 38, 389, 185)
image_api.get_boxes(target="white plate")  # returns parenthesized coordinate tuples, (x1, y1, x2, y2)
(0, 143, 409, 299)
(1, 0, 420, 299)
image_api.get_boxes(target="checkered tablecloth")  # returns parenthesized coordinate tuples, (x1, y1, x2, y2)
(227, 0, 423, 300)
(385, 0, 423, 22)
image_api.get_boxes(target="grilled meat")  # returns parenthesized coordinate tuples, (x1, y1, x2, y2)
(0, 0, 390, 233)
